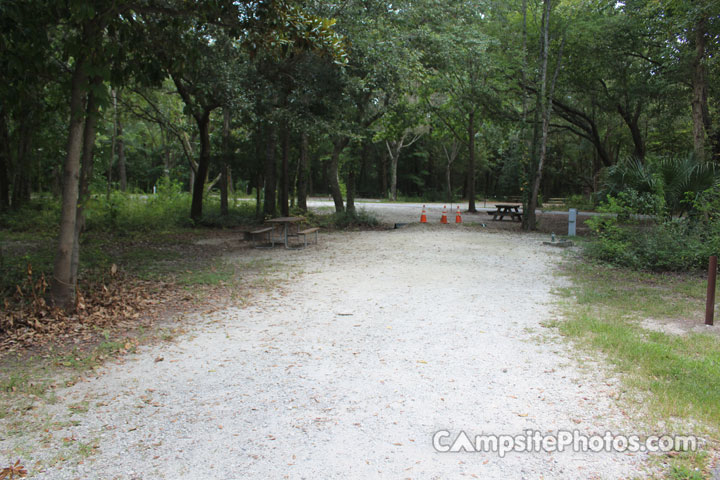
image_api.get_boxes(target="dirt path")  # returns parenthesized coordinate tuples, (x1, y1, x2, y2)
(7, 226, 650, 479)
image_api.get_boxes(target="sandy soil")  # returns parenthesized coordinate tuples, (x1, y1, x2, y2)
(3, 224, 653, 479)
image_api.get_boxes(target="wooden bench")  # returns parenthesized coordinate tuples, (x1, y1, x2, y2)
(487, 210, 523, 222)
(296, 227, 319, 248)
(249, 227, 275, 248)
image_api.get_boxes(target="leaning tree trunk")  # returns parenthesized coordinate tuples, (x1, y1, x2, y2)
(466, 110, 477, 212)
(297, 132, 308, 211)
(618, 103, 645, 161)
(190, 109, 212, 222)
(51, 60, 87, 309)
(328, 137, 348, 213)
(263, 123, 277, 218)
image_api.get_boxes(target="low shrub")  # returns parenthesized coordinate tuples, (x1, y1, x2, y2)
(565, 194, 595, 211)
(331, 209, 379, 228)
(0, 196, 60, 234)
(300, 207, 380, 229)
(85, 179, 191, 233)
(585, 189, 720, 271)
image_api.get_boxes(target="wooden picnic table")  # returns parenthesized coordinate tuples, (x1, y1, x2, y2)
(266, 216, 305, 248)
(488, 203, 523, 222)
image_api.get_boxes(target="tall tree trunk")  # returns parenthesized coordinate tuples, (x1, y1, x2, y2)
(387, 140, 400, 201)
(110, 90, 117, 199)
(443, 142, 458, 204)
(71, 79, 100, 286)
(263, 123, 277, 218)
(180, 131, 197, 193)
(190, 109, 212, 222)
(297, 132, 308, 211)
(51, 61, 87, 308)
(107, 110, 114, 202)
(521, 0, 529, 124)
(446, 162, 452, 202)
(385, 132, 422, 202)
(467, 110, 477, 212)
(117, 118, 126, 191)
(220, 108, 230, 216)
(280, 123, 290, 217)
(113, 90, 127, 192)
(526, 0, 564, 231)
(328, 137, 348, 213)
(162, 129, 171, 180)
(691, 16, 709, 161)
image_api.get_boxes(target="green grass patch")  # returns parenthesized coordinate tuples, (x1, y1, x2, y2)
(0, 192, 260, 295)
(558, 259, 720, 477)
(178, 260, 239, 286)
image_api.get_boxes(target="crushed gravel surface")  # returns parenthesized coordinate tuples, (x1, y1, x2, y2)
(4, 225, 652, 479)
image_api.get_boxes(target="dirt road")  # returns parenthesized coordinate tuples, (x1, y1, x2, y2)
(9, 226, 650, 479)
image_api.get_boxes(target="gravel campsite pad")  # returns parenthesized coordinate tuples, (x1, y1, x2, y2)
(3, 225, 652, 479)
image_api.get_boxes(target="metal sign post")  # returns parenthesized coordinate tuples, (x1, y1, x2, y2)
(706, 255, 717, 326)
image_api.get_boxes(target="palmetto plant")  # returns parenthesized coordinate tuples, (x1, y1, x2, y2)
(603, 156, 657, 197)
(656, 154, 718, 215)
(601, 154, 718, 216)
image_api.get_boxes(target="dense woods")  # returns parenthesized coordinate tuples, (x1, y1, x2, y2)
(1, 0, 719, 307)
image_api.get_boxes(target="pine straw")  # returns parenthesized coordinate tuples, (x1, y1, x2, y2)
(0, 264, 185, 355)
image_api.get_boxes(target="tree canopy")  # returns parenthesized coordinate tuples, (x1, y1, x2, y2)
(2, 0, 719, 306)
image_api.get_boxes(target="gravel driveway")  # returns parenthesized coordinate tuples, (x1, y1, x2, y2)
(7, 225, 650, 479)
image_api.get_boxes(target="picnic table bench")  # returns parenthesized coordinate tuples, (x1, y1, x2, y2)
(488, 203, 523, 222)
(249, 227, 276, 248)
(297, 227, 320, 248)
(250, 217, 320, 249)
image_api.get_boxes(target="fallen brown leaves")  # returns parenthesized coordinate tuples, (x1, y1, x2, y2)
(0, 264, 182, 354)
(0, 460, 27, 479)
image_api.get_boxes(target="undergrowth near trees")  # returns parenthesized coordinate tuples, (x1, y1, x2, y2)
(585, 161, 720, 272)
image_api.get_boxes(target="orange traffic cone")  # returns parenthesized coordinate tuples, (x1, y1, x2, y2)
(420, 205, 427, 223)
(440, 205, 448, 224)
(455, 206, 462, 224)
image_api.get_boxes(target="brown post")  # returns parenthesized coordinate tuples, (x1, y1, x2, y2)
(706, 255, 717, 326)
